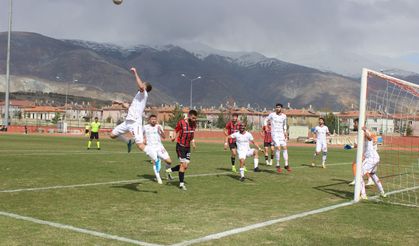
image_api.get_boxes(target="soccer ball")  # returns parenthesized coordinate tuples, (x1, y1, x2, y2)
(113, 0, 123, 5)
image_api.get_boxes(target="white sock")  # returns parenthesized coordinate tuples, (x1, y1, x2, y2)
(283, 150, 288, 166)
(322, 152, 327, 164)
(361, 178, 366, 196)
(116, 135, 129, 144)
(276, 150, 280, 166)
(240, 167, 245, 178)
(153, 165, 161, 180)
(371, 174, 384, 193)
(254, 158, 259, 169)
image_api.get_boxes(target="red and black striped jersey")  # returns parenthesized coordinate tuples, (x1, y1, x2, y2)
(262, 125, 273, 143)
(175, 119, 197, 147)
(225, 120, 240, 144)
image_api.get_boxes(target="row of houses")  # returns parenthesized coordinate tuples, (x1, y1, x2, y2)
(1, 100, 418, 136)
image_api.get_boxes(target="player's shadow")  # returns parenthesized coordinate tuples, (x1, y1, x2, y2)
(259, 168, 278, 174)
(137, 174, 158, 181)
(216, 167, 232, 172)
(312, 179, 353, 199)
(225, 174, 255, 182)
(111, 183, 158, 193)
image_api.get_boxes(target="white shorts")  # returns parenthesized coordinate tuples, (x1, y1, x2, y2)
(152, 144, 170, 161)
(238, 148, 256, 160)
(111, 120, 143, 144)
(362, 156, 380, 175)
(272, 136, 287, 147)
(315, 140, 327, 152)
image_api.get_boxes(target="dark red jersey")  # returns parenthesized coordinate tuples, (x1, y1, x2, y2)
(175, 119, 197, 147)
(262, 125, 273, 143)
(225, 120, 240, 144)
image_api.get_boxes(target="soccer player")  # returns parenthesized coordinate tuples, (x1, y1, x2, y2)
(311, 117, 330, 168)
(266, 103, 291, 173)
(359, 125, 386, 199)
(228, 123, 263, 181)
(143, 114, 173, 184)
(261, 120, 274, 166)
(87, 117, 101, 150)
(224, 113, 241, 172)
(349, 118, 374, 186)
(109, 67, 157, 162)
(166, 110, 198, 190)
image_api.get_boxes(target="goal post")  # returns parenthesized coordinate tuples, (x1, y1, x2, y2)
(354, 68, 419, 205)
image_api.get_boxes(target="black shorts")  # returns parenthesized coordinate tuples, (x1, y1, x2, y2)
(229, 142, 237, 150)
(176, 143, 191, 162)
(264, 142, 274, 147)
(90, 132, 99, 140)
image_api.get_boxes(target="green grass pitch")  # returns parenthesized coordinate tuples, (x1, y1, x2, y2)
(0, 134, 417, 245)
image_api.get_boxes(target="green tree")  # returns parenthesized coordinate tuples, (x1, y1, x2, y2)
(406, 124, 413, 136)
(51, 113, 61, 124)
(215, 112, 227, 129)
(324, 112, 337, 134)
(167, 104, 184, 129)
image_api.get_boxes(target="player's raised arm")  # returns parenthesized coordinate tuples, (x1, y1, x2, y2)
(130, 67, 147, 92)
(362, 126, 373, 141)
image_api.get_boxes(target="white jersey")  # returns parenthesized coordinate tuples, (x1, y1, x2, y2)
(143, 124, 163, 147)
(314, 125, 329, 142)
(266, 112, 287, 138)
(363, 137, 379, 159)
(230, 131, 254, 152)
(126, 90, 148, 122)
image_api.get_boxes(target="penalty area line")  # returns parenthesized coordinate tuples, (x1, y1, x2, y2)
(0, 210, 162, 246)
(170, 185, 419, 246)
(170, 201, 355, 246)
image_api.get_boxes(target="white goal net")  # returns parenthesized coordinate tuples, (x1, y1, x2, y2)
(354, 69, 419, 206)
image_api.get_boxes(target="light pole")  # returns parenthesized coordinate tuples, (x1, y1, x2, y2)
(181, 74, 202, 109)
(3, 0, 13, 129)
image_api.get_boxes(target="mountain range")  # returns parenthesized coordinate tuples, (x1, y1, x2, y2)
(1, 32, 417, 110)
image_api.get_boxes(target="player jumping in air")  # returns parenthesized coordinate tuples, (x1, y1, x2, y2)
(143, 114, 173, 184)
(261, 119, 275, 166)
(224, 113, 241, 172)
(359, 125, 386, 199)
(166, 110, 198, 191)
(109, 67, 158, 166)
(311, 117, 330, 168)
(266, 103, 291, 173)
(228, 123, 263, 181)
(87, 117, 101, 150)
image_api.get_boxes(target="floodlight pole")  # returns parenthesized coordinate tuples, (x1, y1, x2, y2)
(181, 74, 202, 109)
(4, 0, 13, 129)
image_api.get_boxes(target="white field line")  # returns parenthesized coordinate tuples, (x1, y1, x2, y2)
(0, 150, 230, 156)
(171, 185, 419, 246)
(0, 162, 351, 194)
(0, 172, 230, 193)
(0, 210, 162, 246)
(170, 201, 355, 246)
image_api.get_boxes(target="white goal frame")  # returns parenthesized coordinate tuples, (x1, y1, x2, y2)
(354, 68, 419, 202)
